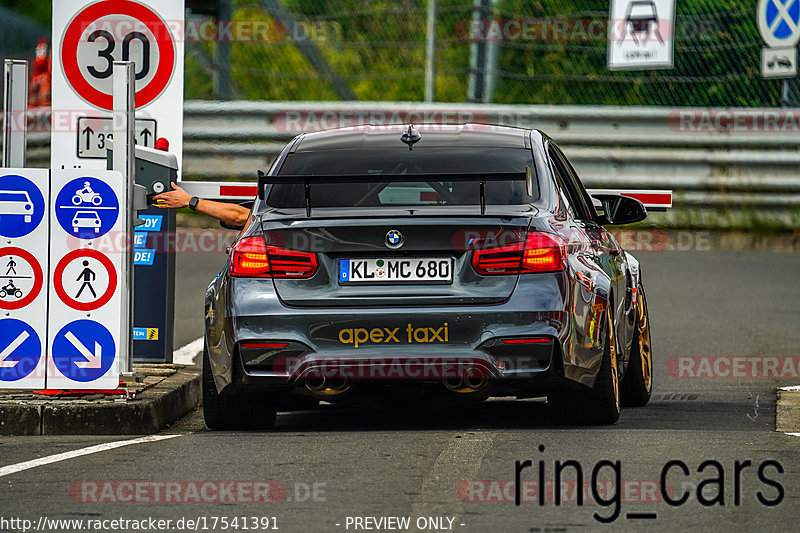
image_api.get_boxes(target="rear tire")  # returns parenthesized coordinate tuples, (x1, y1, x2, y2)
(549, 310, 620, 425)
(202, 344, 276, 430)
(621, 283, 653, 407)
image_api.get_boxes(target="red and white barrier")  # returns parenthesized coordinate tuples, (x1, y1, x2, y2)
(179, 182, 673, 212)
(587, 189, 673, 211)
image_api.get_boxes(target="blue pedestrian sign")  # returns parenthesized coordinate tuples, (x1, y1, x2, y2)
(54, 177, 119, 239)
(759, 0, 800, 47)
(0, 174, 46, 239)
(51, 320, 116, 382)
(0, 319, 42, 382)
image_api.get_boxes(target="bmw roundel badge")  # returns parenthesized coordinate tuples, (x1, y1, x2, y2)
(385, 230, 404, 249)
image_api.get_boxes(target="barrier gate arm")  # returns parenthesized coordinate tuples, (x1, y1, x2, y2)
(587, 189, 673, 212)
(179, 182, 674, 212)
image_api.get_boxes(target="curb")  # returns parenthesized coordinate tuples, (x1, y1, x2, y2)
(776, 386, 800, 433)
(0, 369, 200, 436)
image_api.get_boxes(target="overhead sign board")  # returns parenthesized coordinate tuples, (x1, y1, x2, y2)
(47, 170, 125, 390)
(0, 170, 50, 389)
(758, 0, 800, 78)
(51, 0, 184, 175)
(608, 0, 676, 70)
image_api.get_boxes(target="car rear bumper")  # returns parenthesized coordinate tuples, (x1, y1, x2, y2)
(205, 274, 604, 397)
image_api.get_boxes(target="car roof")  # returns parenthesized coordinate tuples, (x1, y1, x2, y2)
(293, 124, 531, 152)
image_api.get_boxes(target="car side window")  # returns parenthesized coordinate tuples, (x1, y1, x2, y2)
(552, 145, 599, 221)
(548, 147, 582, 220)
(549, 146, 593, 221)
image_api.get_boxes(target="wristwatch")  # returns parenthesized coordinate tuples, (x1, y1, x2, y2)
(188, 196, 200, 211)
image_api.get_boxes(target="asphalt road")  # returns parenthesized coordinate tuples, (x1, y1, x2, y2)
(2, 245, 800, 533)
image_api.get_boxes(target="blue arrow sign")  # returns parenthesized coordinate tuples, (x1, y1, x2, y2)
(0, 319, 42, 381)
(0, 174, 46, 239)
(51, 320, 116, 382)
(54, 177, 119, 239)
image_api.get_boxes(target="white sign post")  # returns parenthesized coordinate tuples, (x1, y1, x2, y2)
(2, 60, 29, 168)
(608, 0, 676, 70)
(0, 170, 50, 389)
(50, 0, 184, 173)
(758, 0, 800, 78)
(47, 170, 125, 390)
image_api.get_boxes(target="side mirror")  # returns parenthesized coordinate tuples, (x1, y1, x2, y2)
(591, 194, 647, 225)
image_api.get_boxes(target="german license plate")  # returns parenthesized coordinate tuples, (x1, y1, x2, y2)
(339, 258, 453, 284)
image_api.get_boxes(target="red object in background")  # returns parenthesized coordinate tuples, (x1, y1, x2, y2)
(28, 38, 52, 108)
(154, 137, 170, 151)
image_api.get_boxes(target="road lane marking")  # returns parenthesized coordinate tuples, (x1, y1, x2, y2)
(0, 435, 181, 478)
(173, 337, 203, 365)
(410, 431, 497, 523)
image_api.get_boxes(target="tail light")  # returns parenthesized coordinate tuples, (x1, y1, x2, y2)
(501, 337, 552, 344)
(472, 232, 566, 275)
(230, 236, 318, 278)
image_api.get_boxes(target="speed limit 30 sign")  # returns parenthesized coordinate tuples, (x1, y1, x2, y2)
(61, 0, 176, 111)
(51, 0, 184, 174)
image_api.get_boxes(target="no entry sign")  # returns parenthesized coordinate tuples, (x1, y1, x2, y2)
(51, 0, 184, 176)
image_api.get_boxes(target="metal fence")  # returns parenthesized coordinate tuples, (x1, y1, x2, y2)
(185, 0, 796, 107)
(23, 101, 800, 229)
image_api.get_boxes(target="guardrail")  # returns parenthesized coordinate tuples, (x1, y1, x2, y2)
(18, 102, 800, 220)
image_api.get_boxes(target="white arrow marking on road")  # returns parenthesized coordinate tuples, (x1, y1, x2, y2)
(65, 331, 102, 369)
(0, 331, 30, 368)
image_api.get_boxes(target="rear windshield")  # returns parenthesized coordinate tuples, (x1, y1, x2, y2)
(267, 147, 539, 208)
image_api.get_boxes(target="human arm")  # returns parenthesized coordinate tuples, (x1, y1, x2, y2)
(152, 182, 251, 228)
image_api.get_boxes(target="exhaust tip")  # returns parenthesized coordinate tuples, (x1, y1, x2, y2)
(305, 373, 327, 392)
(443, 367, 489, 393)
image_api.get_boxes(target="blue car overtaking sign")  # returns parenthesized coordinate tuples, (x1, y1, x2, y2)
(0, 174, 46, 238)
(759, 0, 800, 47)
(0, 319, 42, 382)
(54, 177, 119, 239)
(51, 319, 116, 382)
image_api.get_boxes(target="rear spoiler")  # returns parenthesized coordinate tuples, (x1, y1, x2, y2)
(257, 169, 536, 217)
(587, 189, 672, 212)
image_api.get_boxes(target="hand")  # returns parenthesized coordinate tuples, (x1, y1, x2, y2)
(152, 182, 192, 209)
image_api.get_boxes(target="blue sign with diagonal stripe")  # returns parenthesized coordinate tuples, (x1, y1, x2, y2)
(0, 319, 42, 382)
(51, 320, 116, 382)
(759, 0, 800, 46)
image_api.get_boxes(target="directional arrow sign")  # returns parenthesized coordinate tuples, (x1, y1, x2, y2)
(75, 116, 157, 159)
(0, 331, 29, 368)
(51, 320, 116, 383)
(0, 319, 42, 382)
(82, 126, 94, 152)
(66, 331, 102, 369)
